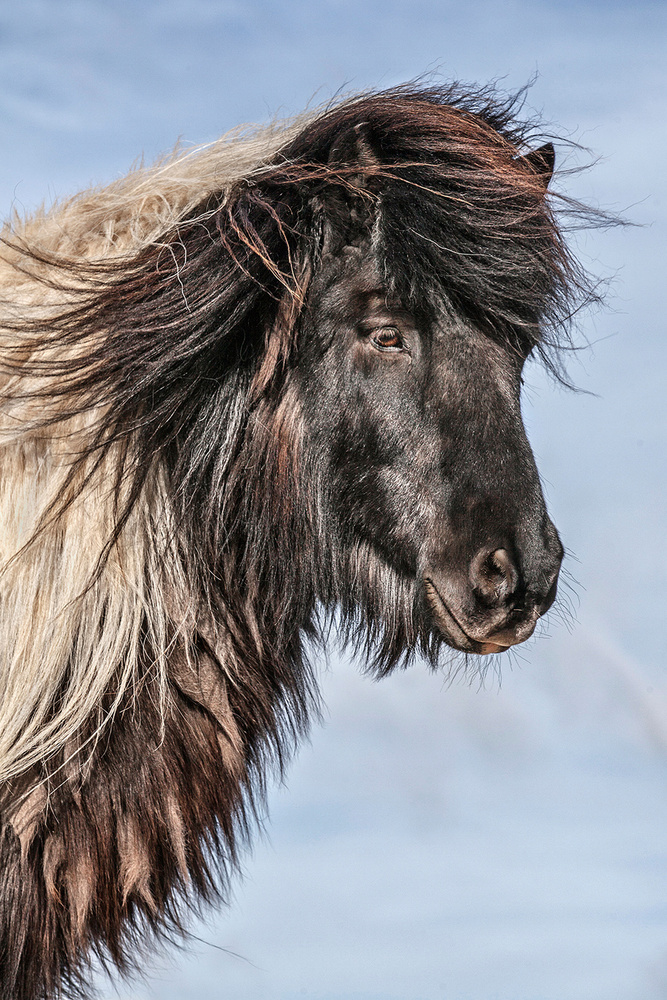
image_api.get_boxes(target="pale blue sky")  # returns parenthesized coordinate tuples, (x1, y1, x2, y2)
(1, 3, 666, 998)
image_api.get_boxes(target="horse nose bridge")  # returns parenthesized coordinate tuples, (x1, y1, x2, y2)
(446, 473, 548, 556)
(441, 413, 546, 520)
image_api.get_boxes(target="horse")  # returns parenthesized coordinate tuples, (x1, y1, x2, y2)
(0, 83, 596, 999)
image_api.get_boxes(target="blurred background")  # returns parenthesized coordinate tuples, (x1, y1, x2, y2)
(1, 2, 665, 998)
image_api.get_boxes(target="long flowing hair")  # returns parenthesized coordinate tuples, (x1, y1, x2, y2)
(0, 83, 609, 998)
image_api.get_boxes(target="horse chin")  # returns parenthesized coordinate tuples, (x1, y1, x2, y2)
(423, 578, 532, 655)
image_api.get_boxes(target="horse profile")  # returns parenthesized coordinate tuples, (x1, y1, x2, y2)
(0, 83, 595, 998)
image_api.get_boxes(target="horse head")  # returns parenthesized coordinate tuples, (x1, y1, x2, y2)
(298, 244, 563, 657)
(215, 96, 567, 667)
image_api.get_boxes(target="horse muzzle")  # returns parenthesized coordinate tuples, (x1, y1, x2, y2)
(423, 539, 563, 655)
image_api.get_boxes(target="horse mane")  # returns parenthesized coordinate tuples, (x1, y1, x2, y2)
(0, 82, 604, 997)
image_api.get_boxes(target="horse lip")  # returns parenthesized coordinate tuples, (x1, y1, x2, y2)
(424, 577, 522, 655)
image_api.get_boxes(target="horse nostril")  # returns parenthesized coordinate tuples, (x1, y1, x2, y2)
(470, 547, 519, 608)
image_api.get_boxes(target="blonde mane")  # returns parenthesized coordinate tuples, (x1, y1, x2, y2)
(0, 112, 310, 786)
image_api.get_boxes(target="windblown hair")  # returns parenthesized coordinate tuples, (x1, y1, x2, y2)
(0, 83, 600, 999)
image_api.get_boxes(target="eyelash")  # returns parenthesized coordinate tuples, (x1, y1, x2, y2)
(370, 326, 404, 352)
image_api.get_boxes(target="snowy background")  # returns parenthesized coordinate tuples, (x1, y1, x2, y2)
(1, 2, 666, 998)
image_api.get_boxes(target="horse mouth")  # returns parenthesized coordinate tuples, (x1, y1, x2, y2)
(423, 577, 533, 655)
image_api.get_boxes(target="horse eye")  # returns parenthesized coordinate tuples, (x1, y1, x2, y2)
(371, 326, 404, 352)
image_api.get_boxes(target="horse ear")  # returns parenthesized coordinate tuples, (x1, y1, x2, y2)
(327, 121, 381, 190)
(520, 142, 555, 190)
(314, 122, 381, 255)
